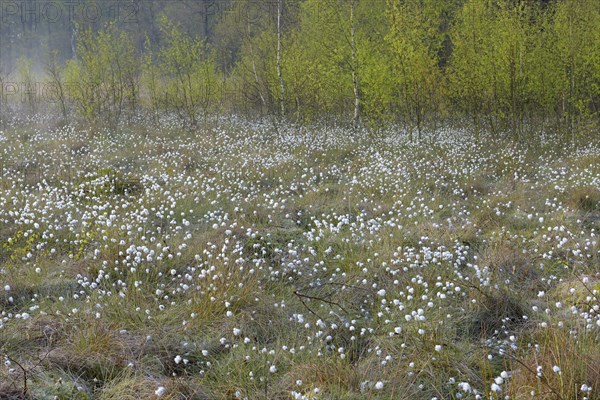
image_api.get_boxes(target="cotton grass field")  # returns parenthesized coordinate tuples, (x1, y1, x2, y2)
(0, 116, 599, 399)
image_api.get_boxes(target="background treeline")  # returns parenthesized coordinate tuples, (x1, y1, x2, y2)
(1, 0, 599, 140)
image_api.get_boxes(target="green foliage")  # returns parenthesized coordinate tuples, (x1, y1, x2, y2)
(64, 23, 139, 128)
(449, 0, 600, 141)
(3, 0, 598, 138)
(140, 35, 161, 122)
(232, 26, 278, 115)
(16, 56, 37, 114)
(2, 229, 41, 268)
(449, 0, 495, 140)
(281, 0, 386, 124)
(282, 0, 340, 119)
(386, 0, 445, 139)
(154, 17, 221, 126)
(553, 0, 600, 135)
(491, 2, 533, 138)
(353, 0, 392, 130)
(44, 49, 70, 125)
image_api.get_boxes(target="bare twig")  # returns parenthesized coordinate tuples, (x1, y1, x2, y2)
(293, 290, 323, 320)
(5, 355, 28, 397)
(293, 290, 348, 315)
(3, 347, 54, 398)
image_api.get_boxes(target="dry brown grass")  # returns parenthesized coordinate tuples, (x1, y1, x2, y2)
(508, 327, 600, 399)
(567, 186, 600, 213)
(480, 240, 540, 291)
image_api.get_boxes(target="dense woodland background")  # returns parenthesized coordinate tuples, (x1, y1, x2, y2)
(0, 0, 599, 141)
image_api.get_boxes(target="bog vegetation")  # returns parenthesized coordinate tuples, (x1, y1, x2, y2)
(0, 117, 599, 399)
(0, 0, 599, 399)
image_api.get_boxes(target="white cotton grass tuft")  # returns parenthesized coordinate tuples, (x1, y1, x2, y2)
(458, 382, 471, 393)
(581, 384, 592, 393)
(553, 365, 561, 374)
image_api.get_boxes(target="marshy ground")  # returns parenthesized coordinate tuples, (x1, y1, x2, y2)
(0, 116, 599, 399)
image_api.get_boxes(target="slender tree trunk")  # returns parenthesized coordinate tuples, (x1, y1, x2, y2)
(71, 25, 78, 59)
(47, 62, 69, 124)
(473, 112, 480, 145)
(415, 84, 422, 141)
(399, 60, 412, 141)
(568, 13, 575, 143)
(570, 55, 576, 144)
(247, 11, 266, 111)
(277, 0, 285, 119)
(350, 0, 360, 129)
